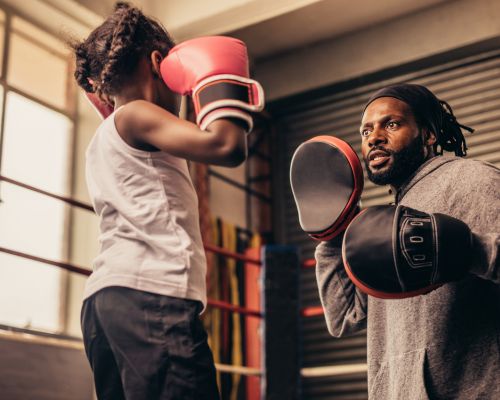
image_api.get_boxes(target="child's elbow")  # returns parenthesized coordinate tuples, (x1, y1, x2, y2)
(206, 120, 248, 166)
(220, 143, 247, 167)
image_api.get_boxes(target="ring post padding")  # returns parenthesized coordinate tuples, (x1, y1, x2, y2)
(262, 245, 300, 399)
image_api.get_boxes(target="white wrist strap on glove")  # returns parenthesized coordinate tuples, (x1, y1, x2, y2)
(193, 74, 265, 133)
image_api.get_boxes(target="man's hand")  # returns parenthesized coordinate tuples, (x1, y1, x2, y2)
(342, 205, 472, 298)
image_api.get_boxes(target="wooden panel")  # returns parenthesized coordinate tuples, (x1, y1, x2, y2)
(0, 334, 93, 400)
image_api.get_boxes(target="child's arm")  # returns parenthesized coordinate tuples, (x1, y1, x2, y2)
(116, 36, 265, 167)
(116, 99, 247, 167)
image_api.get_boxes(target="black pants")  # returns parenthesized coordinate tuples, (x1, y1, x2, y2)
(81, 287, 220, 400)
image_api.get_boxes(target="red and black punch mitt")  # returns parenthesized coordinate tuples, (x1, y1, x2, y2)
(290, 136, 364, 241)
(342, 205, 473, 299)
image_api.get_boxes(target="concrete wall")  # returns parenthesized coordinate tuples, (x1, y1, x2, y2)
(255, 0, 500, 101)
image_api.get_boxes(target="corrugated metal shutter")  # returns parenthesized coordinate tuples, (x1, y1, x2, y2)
(269, 48, 500, 399)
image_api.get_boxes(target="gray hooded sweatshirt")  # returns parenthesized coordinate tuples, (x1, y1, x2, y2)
(315, 156, 500, 399)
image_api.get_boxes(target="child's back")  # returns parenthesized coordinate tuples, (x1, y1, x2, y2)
(85, 108, 206, 305)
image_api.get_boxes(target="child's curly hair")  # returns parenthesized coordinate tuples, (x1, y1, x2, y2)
(70, 2, 175, 103)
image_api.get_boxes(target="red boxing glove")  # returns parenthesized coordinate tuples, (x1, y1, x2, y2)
(160, 36, 264, 132)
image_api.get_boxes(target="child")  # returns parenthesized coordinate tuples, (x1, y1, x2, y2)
(70, 2, 263, 399)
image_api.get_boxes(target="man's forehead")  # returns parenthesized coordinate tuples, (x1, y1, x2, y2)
(361, 97, 412, 124)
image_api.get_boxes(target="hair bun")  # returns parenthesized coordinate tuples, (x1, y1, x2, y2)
(114, 2, 131, 12)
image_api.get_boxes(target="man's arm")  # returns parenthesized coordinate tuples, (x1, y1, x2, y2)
(455, 160, 500, 283)
(315, 236, 368, 337)
(470, 233, 500, 283)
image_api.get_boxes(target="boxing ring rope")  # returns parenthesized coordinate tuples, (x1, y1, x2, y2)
(215, 363, 261, 377)
(0, 174, 262, 268)
(301, 364, 368, 377)
(301, 305, 325, 318)
(0, 174, 94, 212)
(0, 174, 263, 377)
(300, 258, 325, 317)
(205, 299, 262, 318)
(301, 258, 316, 269)
(0, 245, 94, 276)
(0, 324, 264, 377)
(203, 243, 261, 266)
(0, 245, 263, 318)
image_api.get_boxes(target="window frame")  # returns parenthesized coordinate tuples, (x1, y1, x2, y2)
(0, 4, 78, 335)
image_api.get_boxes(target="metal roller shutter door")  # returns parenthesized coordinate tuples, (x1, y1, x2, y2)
(269, 48, 500, 400)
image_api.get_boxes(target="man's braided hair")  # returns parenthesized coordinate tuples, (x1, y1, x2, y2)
(69, 2, 175, 103)
(434, 99, 473, 157)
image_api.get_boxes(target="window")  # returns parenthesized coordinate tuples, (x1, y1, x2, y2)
(0, 10, 75, 333)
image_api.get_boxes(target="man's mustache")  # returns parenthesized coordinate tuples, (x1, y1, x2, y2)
(366, 146, 393, 161)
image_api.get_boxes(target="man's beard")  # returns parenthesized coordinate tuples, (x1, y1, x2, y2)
(364, 135, 426, 186)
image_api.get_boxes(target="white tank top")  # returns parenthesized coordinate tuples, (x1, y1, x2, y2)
(83, 108, 207, 307)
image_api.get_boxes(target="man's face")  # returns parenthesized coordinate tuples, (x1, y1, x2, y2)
(360, 97, 429, 187)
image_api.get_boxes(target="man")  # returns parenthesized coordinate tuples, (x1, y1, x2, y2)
(314, 84, 499, 399)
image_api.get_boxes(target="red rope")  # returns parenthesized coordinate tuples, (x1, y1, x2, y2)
(0, 175, 94, 211)
(0, 246, 263, 318)
(0, 175, 264, 319)
(0, 175, 261, 265)
(207, 299, 262, 318)
(302, 259, 316, 269)
(301, 306, 324, 317)
(204, 243, 261, 265)
(0, 246, 91, 276)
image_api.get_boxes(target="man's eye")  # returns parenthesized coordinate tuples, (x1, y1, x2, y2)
(387, 121, 399, 129)
(360, 129, 371, 137)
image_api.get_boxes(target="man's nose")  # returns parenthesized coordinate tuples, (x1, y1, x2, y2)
(368, 127, 387, 147)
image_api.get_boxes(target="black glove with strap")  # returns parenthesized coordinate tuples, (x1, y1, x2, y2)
(342, 205, 473, 299)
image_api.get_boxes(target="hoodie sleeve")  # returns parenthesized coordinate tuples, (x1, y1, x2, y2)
(315, 236, 368, 337)
(451, 160, 500, 283)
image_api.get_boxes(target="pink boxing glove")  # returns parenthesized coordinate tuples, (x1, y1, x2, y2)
(160, 36, 265, 132)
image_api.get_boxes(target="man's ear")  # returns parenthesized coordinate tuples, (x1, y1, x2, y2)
(150, 50, 163, 78)
(423, 128, 437, 146)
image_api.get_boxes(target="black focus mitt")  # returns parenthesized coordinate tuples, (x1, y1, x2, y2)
(290, 136, 364, 241)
